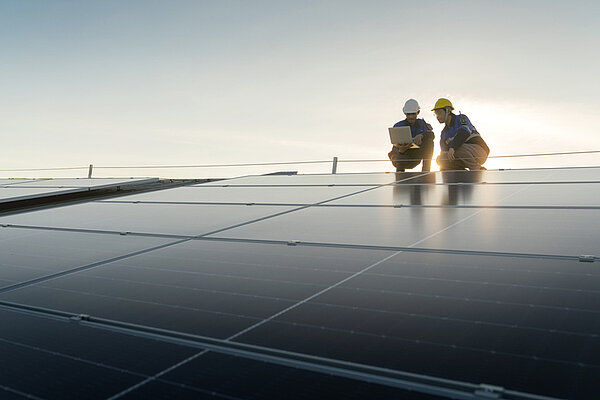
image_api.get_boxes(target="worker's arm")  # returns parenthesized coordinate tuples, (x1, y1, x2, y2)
(394, 143, 413, 153)
(415, 122, 434, 145)
(449, 127, 470, 150)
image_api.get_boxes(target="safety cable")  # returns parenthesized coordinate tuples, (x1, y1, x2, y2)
(0, 150, 598, 172)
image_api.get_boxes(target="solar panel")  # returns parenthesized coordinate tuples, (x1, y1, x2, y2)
(101, 185, 366, 205)
(0, 307, 198, 399)
(329, 182, 600, 207)
(1, 187, 89, 203)
(201, 172, 404, 186)
(6, 177, 159, 188)
(0, 179, 38, 186)
(0, 228, 174, 288)
(0, 177, 160, 206)
(0, 240, 394, 338)
(0, 202, 297, 237)
(0, 167, 597, 399)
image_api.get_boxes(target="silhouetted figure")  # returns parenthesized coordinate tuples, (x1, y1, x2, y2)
(432, 98, 489, 171)
(388, 99, 435, 172)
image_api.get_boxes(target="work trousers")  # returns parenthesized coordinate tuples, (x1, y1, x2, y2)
(388, 138, 434, 172)
(437, 143, 489, 171)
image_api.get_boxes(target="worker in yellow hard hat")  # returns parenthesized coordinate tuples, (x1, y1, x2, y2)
(432, 98, 489, 170)
(387, 99, 435, 172)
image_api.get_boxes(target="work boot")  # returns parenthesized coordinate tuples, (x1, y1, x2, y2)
(421, 159, 431, 172)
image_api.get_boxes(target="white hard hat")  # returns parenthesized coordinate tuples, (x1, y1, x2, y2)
(402, 99, 420, 114)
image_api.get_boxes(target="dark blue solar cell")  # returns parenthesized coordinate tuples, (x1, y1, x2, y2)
(0, 308, 197, 400)
(120, 351, 446, 400)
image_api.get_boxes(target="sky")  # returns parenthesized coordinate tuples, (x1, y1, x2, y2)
(1, 0, 599, 178)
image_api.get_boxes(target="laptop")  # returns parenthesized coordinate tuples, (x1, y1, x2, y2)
(388, 126, 417, 147)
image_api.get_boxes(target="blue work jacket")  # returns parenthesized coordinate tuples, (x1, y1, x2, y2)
(393, 118, 434, 139)
(440, 114, 482, 152)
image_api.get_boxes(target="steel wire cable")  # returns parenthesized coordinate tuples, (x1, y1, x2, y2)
(0, 150, 598, 172)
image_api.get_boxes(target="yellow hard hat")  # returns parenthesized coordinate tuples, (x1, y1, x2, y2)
(432, 98, 454, 111)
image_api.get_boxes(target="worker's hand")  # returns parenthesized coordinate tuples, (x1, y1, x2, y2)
(413, 134, 423, 146)
(448, 147, 455, 161)
(394, 143, 412, 153)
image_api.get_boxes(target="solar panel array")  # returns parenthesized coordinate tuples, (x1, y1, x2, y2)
(0, 178, 159, 204)
(0, 168, 598, 399)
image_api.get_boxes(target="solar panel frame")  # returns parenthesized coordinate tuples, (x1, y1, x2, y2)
(0, 167, 597, 399)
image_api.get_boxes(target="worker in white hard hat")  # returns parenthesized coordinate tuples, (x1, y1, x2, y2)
(388, 99, 435, 172)
(431, 98, 489, 170)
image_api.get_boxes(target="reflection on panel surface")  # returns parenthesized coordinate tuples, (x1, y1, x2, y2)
(392, 167, 600, 185)
(107, 185, 364, 204)
(233, 251, 600, 400)
(209, 206, 478, 248)
(331, 182, 600, 207)
(417, 208, 599, 255)
(331, 183, 515, 207)
(0, 240, 393, 338)
(0, 308, 198, 400)
(0, 203, 295, 236)
(201, 172, 406, 186)
(210, 206, 598, 255)
(0, 229, 172, 288)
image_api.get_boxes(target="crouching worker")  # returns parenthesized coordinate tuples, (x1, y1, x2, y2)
(388, 99, 435, 172)
(432, 98, 490, 171)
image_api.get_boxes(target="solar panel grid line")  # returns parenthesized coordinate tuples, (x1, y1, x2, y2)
(0, 297, 576, 399)
(80, 314, 487, 399)
(167, 205, 495, 398)
(4, 224, 594, 266)
(110, 248, 597, 286)
(390, 181, 600, 185)
(306, 300, 596, 338)
(309, 282, 600, 324)
(0, 304, 244, 400)
(86, 265, 330, 288)
(0, 188, 87, 204)
(0, 174, 425, 239)
(1, 168, 596, 396)
(200, 180, 600, 187)
(93, 200, 600, 210)
(351, 272, 600, 296)
(105, 351, 211, 400)
(260, 319, 598, 369)
(19, 250, 595, 337)
(0, 384, 45, 400)
(0, 268, 568, 398)
(193, 172, 433, 238)
(0, 179, 41, 186)
(0, 238, 191, 295)
(201, 184, 381, 187)
(75, 316, 561, 400)
(1, 224, 192, 240)
(0, 336, 152, 379)
(191, 179, 592, 397)
(85, 257, 599, 313)
(33, 284, 274, 322)
(196, 236, 596, 262)
(99, 200, 319, 207)
(77, 273, 301, 303)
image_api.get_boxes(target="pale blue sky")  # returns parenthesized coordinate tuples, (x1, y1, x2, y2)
(1, 0, 599, 177)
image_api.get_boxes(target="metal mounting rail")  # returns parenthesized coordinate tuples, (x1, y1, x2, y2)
(0, 301, 561, 400)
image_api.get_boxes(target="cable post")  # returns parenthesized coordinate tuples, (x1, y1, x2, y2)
(332, 157, 338, 174)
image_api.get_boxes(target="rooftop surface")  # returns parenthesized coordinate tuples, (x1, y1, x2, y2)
(0, 167, 598, 399)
